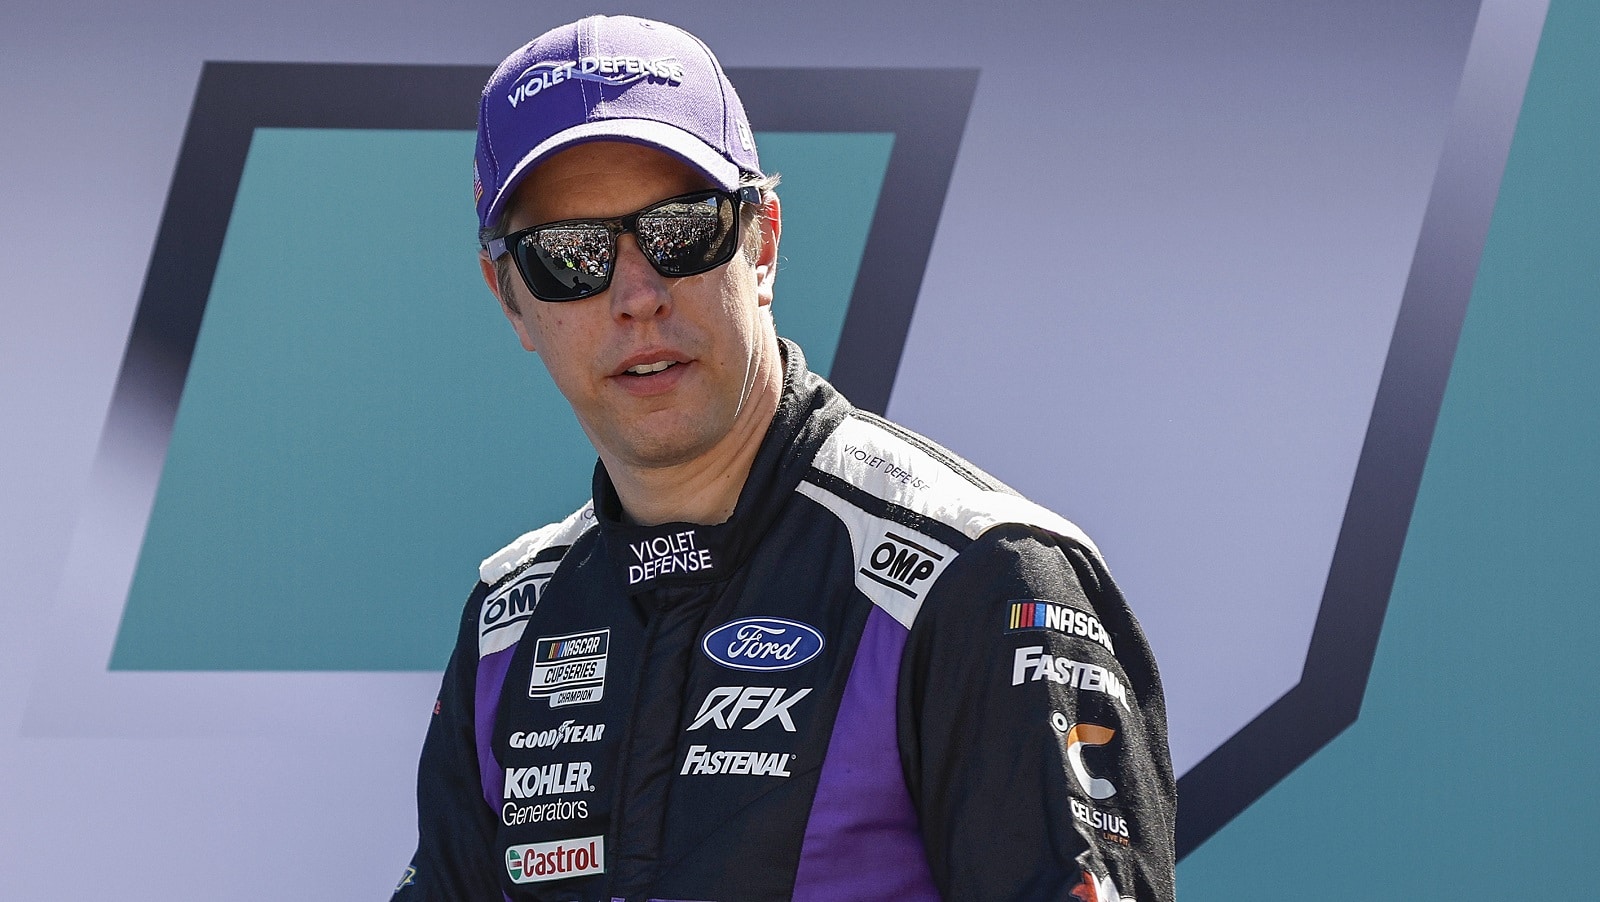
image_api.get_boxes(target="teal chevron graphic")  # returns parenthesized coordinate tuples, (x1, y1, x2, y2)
(110, 127, 892, 670)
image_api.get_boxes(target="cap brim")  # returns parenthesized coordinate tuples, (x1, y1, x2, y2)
(483, 119, 744, 227)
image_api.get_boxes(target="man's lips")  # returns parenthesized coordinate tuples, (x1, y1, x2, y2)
(611, 353, 691, 395)
(614, 350, 689, 375)
(623, 360, 679, 376)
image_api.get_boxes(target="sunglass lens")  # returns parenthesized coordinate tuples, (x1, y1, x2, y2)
(522, 226, 614, 301)
(638, 194, 737, 275)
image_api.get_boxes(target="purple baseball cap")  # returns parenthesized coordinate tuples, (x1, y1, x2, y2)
(474, 15, 764, 232)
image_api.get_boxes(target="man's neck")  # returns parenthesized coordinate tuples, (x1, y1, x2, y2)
(602, 340, 784, 527)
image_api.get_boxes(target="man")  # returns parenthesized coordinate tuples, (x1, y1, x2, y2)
(399, 14, 1174, 901)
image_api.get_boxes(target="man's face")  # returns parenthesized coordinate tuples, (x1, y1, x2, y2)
(485, 141, 780, 472)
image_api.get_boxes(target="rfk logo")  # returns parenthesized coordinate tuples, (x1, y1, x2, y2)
(861, 530, 944, 598)
(687, 686, 813, 731)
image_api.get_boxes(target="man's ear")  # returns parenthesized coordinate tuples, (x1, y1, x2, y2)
(753, 193, 781, 308)
(481, 250, 540, 353)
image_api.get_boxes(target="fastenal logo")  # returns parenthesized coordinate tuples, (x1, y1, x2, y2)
(529, 629, 609, 708)
(1053, 713, 1117, 800)
(506, 56, 685, 108)
(509, 720, 605, 749)
(1012, 645, 1132, 712)
(1008, 600, 1115, 655)
(627, 528, 713, 585)
(688, 686, 813, 731)
(701, 618, 824, 672)
(504, 835, 605, 884)
(681, 744, 795, 777)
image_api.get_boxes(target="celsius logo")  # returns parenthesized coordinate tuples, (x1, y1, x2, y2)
(701, 618, 824, 672)
(1053, 713, 1117, 800)
(688, 686, 813, 731)
(504, 835, 605, 884)
(506, 56, 685, 108)
(1070, 798, 1131, 844)
(861, 530, 944, 598)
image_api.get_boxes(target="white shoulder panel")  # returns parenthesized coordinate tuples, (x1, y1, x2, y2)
(478, 560, 562, 658)
(479, 501, 597, 585)
(475, 501, 596, 659)
(796, 482, 958, 629)
(801, 416, 1103, 629)
(812, 416, 1102, 556)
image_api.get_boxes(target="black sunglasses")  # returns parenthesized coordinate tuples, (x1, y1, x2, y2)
(485, 186, 761, 302)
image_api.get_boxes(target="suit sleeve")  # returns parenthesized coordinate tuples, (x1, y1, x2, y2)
(394, 583, 504, 901)
(899, 525, 1176, 902)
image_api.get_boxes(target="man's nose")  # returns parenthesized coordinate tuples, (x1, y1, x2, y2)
(607, 234, 672, 321)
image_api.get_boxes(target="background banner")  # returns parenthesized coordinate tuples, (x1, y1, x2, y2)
(3, 1, 1595, 898)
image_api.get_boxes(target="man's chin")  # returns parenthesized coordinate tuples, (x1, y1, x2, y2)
(605, 425, 722, 472)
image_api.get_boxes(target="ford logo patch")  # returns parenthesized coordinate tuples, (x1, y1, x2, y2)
(701, 617, 825, 672)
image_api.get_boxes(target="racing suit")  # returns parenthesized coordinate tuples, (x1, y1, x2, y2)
(398, 340, 1175, 901)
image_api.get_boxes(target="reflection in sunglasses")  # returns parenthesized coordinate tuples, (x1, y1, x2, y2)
(639, 203, 719, 264)
(501, 187, 756, 301)
(532, 228, 613, 281)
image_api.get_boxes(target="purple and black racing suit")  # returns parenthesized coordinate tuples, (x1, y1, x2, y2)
(398, 340, 1175, 901)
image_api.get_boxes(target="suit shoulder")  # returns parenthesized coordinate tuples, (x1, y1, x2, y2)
(796, 412, 1104, 629)
(805, 411, 1101, 556)
(477, 500, 597, 588)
